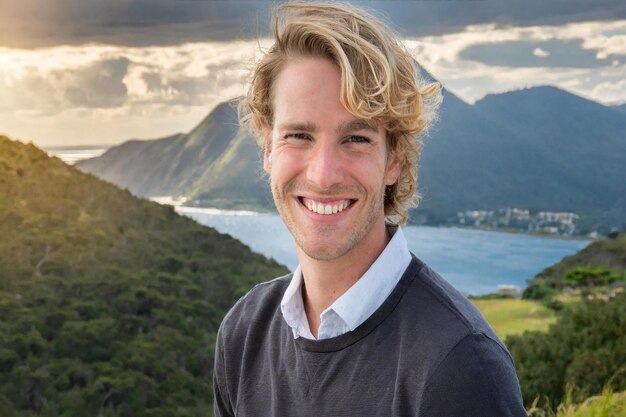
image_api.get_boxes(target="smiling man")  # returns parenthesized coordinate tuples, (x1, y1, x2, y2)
(213, 3, 527, 416)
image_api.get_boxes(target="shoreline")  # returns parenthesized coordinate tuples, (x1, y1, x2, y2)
(174, 202, 593, 241)
(432, 224, 593, 241)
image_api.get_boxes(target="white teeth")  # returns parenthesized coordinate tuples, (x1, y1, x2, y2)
(303, 198, 351, 215)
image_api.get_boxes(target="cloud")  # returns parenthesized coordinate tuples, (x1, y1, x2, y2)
(590, 70, 626, 104)
(0, 42, 258, 114)
(2, 17, 626, 147)
(460, 40, 607, 68)
(407, 20, 626, 102)
(0, 55, 130, 113)
(1, 0, 625, 48)
(63, 57, 130, 108)
(0, 41, 261, 145)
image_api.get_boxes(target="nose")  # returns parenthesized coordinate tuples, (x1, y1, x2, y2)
(305, 140, 344, 190)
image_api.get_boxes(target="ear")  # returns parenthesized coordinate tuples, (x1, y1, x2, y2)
(384, 149, 402, 186)
(263, 127, 272, 174)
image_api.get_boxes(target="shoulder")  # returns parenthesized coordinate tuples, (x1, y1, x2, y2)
(419, 331, 527, 415)
(409, 257, 507, 350)
(403, 258, 526, 414)
(398, 256, 517, 376)
(217, 274, 292, 343)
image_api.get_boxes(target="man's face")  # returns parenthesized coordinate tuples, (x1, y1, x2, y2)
(265, 57, 401, 262)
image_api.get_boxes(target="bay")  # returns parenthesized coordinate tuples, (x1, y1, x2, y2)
(176, 207, 589, 296)
(43, 145, 109, 164)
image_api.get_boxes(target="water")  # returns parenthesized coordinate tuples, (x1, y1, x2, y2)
(176, 207, 589, 296)
(43, 145, 109, 164)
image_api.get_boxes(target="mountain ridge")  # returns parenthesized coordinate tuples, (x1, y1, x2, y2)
(77, 85, 626, 233)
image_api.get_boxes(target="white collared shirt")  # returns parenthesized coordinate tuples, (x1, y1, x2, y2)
(280, 226, 412, 340)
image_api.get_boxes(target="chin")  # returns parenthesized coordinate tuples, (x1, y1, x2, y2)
(296, 234, 359, 262)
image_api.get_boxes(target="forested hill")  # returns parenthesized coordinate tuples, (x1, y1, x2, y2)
(0, 136, 288, 415)
(524, 231, 626, 295)
(509, 230, 626, 411)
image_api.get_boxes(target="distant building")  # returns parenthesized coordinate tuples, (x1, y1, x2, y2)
(454, 207, 581, 236)
(498, 285, 519, 297)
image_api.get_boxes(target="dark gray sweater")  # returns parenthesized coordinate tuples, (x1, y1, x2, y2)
(214, 256, 528, 416)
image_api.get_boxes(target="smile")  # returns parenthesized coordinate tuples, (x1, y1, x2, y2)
(299, 197, 355, 215)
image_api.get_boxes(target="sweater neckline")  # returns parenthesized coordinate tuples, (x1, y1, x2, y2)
(294, 256, 423, 353)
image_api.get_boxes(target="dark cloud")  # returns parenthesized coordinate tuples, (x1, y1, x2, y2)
(161, 76, 211, 106)
(142, 72, 167, 93)
(63, 58, 130, 108)
(0, 0, 267, 48)
(460, 40, 613, 69)
(130, 64, 241, 106)
(1, 0, 625, 48)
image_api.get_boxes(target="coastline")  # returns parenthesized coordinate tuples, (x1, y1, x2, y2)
(173, 201, 593, 241)
(434, 224, 593, 241)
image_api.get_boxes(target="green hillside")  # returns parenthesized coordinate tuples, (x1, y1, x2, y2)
(76, 100, 274, 211)
(0, 136, 288, 416)
(524, 232, 626, 299)
(527, 388, 626, 417)
(472, 298, 556, 339)
(507, 293, 626, 412)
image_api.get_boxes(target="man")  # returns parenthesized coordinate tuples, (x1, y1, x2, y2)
(214, 3, 527, 416)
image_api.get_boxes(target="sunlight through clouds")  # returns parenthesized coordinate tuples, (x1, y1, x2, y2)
(0, 19, 624, 146)
(0, 41, 267, 145)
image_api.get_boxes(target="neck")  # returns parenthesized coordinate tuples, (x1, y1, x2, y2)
(297, 220, 391, 337)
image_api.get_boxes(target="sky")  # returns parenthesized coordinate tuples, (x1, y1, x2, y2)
(1, 0, 625, 147)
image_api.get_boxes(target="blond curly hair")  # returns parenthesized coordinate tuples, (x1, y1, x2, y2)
(240, 2, 441, 224)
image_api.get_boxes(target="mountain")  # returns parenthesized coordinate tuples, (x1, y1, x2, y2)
(0, 135, 287, 415)
(416, 86, 626, 232)
(613, 103, 626, 115)
(78, 86, 626, 234)
(77, 100, 273, 211)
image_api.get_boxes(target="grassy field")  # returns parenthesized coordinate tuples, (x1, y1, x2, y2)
(472, 298, 557, 339)
(528, 388, 626, 417)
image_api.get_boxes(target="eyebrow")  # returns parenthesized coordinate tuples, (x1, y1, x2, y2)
(276, 119, 378, 134)
(337, 119, 378, 134)
(277, 122, 318, 133)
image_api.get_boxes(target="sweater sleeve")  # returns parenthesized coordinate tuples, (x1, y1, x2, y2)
(213, 324, 235, 417)
(419, 332, 528, 417)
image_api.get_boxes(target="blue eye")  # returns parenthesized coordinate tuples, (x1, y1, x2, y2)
(285, 133, 310, 140)
(347, 136, 370, 144)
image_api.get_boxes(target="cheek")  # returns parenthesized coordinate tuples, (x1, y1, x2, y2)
(270, 151, 304, 183)
(345, 155, 387, 185)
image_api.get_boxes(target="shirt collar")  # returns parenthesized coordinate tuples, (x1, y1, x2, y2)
(329, 225, 412, 332)
(280, 225, 412, 339)
(280, 264, 316, 339)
